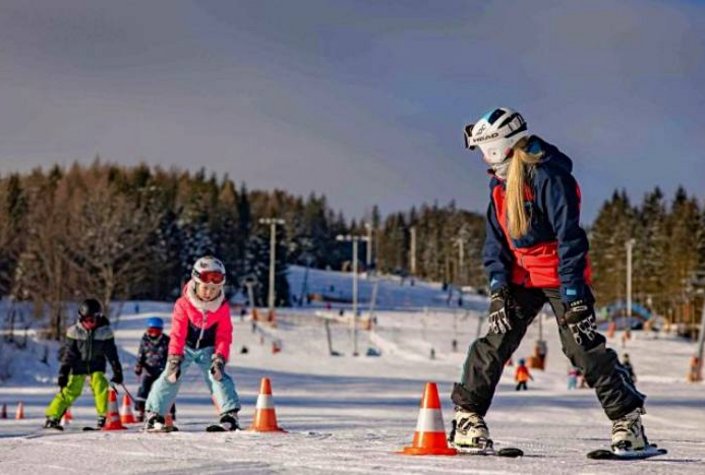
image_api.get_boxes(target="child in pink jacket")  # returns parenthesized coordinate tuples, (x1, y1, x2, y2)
(145, 256, 240, 431)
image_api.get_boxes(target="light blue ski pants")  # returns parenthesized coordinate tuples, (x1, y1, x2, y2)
(145, 346, 240, 416)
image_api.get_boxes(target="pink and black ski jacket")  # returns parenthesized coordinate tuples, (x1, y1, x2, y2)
(168, 284, 233, 360)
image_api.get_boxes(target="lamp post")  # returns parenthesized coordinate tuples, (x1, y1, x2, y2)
(409, 226, 417, 276)
(337, 234, 370, 356)
(259, 218, 285, 317)
(364, 222, 373, 275)
(626, 238, 636, 328)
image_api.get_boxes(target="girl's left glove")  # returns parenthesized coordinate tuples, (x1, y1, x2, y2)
(562, 299, 599, 349)
(210, 354, 225, 381)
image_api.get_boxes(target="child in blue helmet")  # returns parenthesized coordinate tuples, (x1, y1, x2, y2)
(134, 317, 175, 422)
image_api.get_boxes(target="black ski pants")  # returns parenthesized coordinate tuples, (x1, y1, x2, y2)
(451, 285, 645, 420)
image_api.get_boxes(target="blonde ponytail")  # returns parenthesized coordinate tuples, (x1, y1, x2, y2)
(505, 139, 542, 239)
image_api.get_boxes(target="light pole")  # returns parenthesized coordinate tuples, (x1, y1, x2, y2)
(364, 222, 373, 274)
(626, 238, 636, 328)
(337, 234, 370, 356)
(453, 236, 465, 285)
(409, 226, 417, 276)
(260, 218, 285, 317)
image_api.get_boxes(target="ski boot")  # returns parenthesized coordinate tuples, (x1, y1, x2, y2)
(97, 416, 106, 429)
(219, 410, 240, 431)
(206, 410, 241, 432)
(611, 407, 647, 453)
(449, 408, 492, 453)
(144, 412, 169, 432)
(43, 417, 64, 431)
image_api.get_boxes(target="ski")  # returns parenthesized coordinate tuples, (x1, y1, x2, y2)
(450, 440, 524, 457)
(587, 445, 667, 460)
(142, 427, 178, 433)
(205, 424, 240, 432)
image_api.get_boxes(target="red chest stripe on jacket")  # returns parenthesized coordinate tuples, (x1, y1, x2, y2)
(491, 184, 591, 288)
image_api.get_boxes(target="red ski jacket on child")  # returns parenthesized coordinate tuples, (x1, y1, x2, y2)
(168, 280, 233, 361)
(515, 365, 532, 383)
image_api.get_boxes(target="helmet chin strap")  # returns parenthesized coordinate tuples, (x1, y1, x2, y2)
(492, 157, 512, 179)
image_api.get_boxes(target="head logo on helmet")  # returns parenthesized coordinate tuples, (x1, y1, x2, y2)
(463, 107, 529, 165)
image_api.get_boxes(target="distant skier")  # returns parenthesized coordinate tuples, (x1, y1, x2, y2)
(43, 299, 124, 430)
(134, 317, 175, 422)
(144, 256, 241, 431)
(621, 353, 637, 383)
(567, 366, 579, 390)
(514, 358, 533, 391)
(451, 107, 649, 454)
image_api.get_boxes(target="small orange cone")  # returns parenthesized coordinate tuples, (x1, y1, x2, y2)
(248, 377, 285, 432)
(1, 403, 7, 419)
(61, 408, 73, 426)
(102, 388, 127, 431)
(15, 402, 25, 420)
(400, 382, 457, 456)
(120, 394, 137, 424)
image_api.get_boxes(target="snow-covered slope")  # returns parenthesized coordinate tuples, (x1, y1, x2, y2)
(1, 269, 704, 474)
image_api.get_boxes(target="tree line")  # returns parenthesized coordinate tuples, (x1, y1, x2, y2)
(2, 162, 703, 339)
(589, 187, 705, 327)
(0, 162, 485, 339)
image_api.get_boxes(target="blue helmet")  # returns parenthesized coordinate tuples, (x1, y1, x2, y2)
(146, 317, 164, 329)
(518, 358, 526, 365)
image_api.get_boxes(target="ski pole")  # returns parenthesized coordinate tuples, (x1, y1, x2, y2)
(120, 383, 136, 402)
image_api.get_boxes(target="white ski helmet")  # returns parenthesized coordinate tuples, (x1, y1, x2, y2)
(192, 256, 226, 286)
(464, 107, 529, 165)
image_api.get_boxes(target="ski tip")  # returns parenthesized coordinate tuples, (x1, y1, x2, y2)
(497, 447, 524, 458)
(587, 446, 667, 460)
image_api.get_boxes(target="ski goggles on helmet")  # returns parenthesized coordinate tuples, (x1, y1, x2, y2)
(80, 314, 100, 330)
(194, 270, 226, 285)
(463, 123, 477, 150)
(147, 327, 163, 338)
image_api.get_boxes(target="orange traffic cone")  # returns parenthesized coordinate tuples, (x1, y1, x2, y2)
(1, 403, 7, 419)
(400, 382, 457, 456)
(120, 394, 137, 424)
(61, 408, 73, 426)
(15, 402, 25, 420)
(103, 388, 127, 431)
(249, 377, 285, 432)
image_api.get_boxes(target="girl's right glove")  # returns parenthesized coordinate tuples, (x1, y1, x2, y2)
(210, 354, 225, 382)
(488, 286, 514, 334)
(166, 355, 183, 383)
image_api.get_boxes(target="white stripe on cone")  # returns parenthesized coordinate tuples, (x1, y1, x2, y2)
(256, 394, 274, 409)
(415, 408, 446, 433)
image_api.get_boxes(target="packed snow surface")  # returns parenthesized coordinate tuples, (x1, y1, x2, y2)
(1, 267, 704, 474)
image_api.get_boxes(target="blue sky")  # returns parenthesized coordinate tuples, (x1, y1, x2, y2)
(1, 0, 703, 223)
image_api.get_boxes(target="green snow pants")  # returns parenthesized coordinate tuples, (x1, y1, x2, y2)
(45, 372, 110, 419)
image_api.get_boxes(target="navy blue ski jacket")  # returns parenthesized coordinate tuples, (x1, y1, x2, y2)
(483, 135, 592, 303)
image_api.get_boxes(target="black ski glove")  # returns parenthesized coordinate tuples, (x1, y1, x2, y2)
(562, 299, 599, 349)
(488, 286, 514, 334)
(57, 373, 69, 389)
(166, 355, 183, 384)
(210, 354, 225, 382)
(111, 367, 124, 385)
(134, 364, 143, 377)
